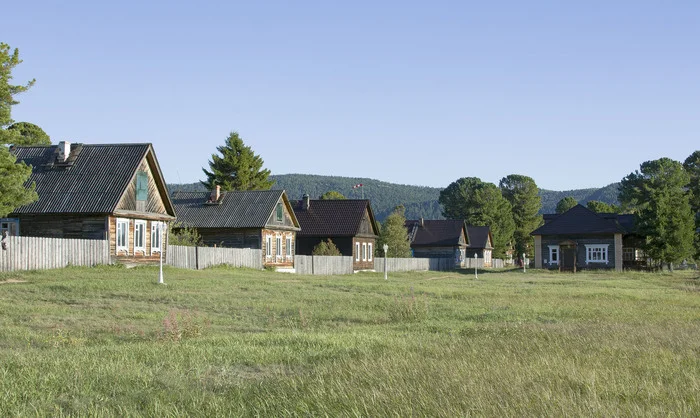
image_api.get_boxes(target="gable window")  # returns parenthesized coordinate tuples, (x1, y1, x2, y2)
(136, 172, 148, 202)
(276, 203, 283, 222)
(276, 235, 282, 257)
(116, 218, 129, 253)
(134, 220, 146, 253)
(0, 219, 19, 236)
(151, 221, 163, 254)
(355, 242, 360, 262)
(585, 244, 609, 263)
(368, 243, 373, 262)
(266, 235, 272, 257)
(548, 245, 559, 265)
(286, 236, 293, 258)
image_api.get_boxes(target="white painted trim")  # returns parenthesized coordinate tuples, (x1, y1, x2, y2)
(355, 242, 360, 262)
(368, 243, 373, 262)
(116, 218, 129, 254)
(134, 220, 147, 253)
(548, 245, 560, 265)
(584, 244, 609, 264)
(150, 221, 163, 255)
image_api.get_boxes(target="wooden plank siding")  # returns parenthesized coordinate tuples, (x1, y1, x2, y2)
(108, 216, 168, 264)
(12, 214, 108, 240)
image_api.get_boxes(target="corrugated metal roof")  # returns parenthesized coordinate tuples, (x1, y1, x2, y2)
(292, 199, 378, 237)
(11, 144, 151, 214)
(405, 219, 467, 247)
(466, 225, 493, 250)
(531, 204, 628, 236)
(172, 190, 294, 229)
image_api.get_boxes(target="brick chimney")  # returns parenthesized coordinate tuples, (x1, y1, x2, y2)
(210, 185, 221, 202)
(303, 194, 310, 210)
(58, 141, 71, 162)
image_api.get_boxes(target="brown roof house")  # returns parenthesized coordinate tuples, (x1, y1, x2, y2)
(3, 142, 176, 264)
(292, 195, 379, 271)
(531, 204, 643, 272)
(171, 188, 300, 270)
(405, 219, 469, 267)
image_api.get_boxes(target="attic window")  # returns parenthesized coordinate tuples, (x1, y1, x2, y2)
(136, 172, 148, 202)
(276, 203, 283, 222)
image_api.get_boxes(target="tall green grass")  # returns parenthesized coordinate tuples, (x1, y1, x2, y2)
(1, 266, 698, 416)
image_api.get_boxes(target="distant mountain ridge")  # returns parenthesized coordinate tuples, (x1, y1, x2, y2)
(168, 174, 620, 222)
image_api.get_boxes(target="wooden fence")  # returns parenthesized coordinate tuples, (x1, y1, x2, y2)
(462, 258, 505, 269)
(374, 257, 455, 272)
(166, 245, 263, 270)
(295, 255, 354, 275)
(0, 236, 110, 272)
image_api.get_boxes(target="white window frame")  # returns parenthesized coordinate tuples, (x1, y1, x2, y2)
(548, 245, 560, 265)
(266, 235, 272, 258)
(368, 243, 373, 262)
(133, 220, 146, 253)
(362, 243, 367, 261)
(355, 242, 360, 262)
(585, 244, 609, 264)
(151, 221, 163, 255)
(276, 235, 282, 258)
(286, 235, 293, 258)
(116, 218, 129, 254)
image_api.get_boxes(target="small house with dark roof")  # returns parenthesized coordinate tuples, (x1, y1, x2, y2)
(465, 225, 494, 267)
(531, 204, 643, 272)
(292, 195, 379, 271)
(405, 219, 469, 267)
(171, 188, 300, 269)
(4, 142, 176, 264)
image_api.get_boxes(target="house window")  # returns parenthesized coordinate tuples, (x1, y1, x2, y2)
(0, 219, 19, 236)
(286, 236, 293, 257)
(136, 172, 148, 202)
(548, 245, 559, 265)
(623, 248, 634, 262)
(355, 242, 360, 261)
(368, 243, 373, 262)
(134, 220, 146, 253)
(151, 221, 163, 254)
(585, 244, 609, 263)
(276, 203, 283, 222)
(116, 218, 129, 253)
(276, 235, 282, 257)
(362, 243, 367, 261)
(266, 235, 272, 257)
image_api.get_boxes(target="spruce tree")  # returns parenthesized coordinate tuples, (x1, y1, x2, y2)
(201, 131, 274, 191)
(377, 205, 412, 258)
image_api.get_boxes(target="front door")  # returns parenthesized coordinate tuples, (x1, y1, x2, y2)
(559, 241, 577, 272)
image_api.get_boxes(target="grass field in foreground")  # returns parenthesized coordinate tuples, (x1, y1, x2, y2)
(0, 266, 699, 416)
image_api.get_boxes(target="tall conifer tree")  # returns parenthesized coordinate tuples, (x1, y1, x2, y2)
(201, 131, 274, 191)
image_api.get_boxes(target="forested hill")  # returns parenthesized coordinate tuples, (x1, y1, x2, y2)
(168, 174, 620, 222)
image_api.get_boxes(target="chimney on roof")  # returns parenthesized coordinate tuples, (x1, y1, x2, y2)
(57, 141, 71, 162)
(210, 185, 221, 202)
(303, 194, 310, 210)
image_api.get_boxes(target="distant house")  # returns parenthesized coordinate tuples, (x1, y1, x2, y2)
(531, 204, 644, 272)
(292, 195, 379, 271)
(405, 219, 469, 267)
(171, 188, 300, 269)
(3, 142, 176, 263)
(465, 225, 494, 267)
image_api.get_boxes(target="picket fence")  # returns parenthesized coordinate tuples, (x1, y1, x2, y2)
(463, 258, 505, 269)
(295, 255, 354, 275)
(166, 245, 263, 270)
(0, 236, 110, 272)
(374, 257, 455, 272)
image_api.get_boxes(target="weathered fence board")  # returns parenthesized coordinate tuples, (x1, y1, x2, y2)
(166, 245, 262, 270)
(295, 255, 354, 275)
(0, 236, 110, 272)
(374, 257, 454, 272)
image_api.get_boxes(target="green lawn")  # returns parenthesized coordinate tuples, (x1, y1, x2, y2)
(1, 266, 699, 416)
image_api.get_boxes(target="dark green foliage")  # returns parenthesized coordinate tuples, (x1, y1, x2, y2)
(201, 131, 274, 191)
(499, 174, 542, 258)
(682, 151, 700, 260)
(586, 200, 621, 214)
(377, 205, 412, 258)
(439, 177, 515, 258)
(169, 223, 203, 247)
(619, 158, 695, 266)
(539, 183, 620, 214)
(555, 197, 578, 214)
(0, 43, 38, 216)
(7, 122, 50, 146)
(312, 239, 341, 256)
(320, 191, 346, 200)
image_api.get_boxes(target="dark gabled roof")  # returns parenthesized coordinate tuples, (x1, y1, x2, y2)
(10, 143, 174, 215)
(172, 190, 299, 229)
(405, 219, 467, 247)
(466, 225, 493, 250)
(531, 204, 628, 236)
(292, 199, 378, 237)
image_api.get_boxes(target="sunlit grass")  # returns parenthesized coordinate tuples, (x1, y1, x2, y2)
(0, 266, 698, 416)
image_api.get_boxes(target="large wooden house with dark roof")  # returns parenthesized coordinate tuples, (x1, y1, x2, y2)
(531, 204, 644, 272)
(2, 142, 176, 263)
(171, 188, 300, 269)
(405, 219, 469, 267)
(292, 195, 379, 271)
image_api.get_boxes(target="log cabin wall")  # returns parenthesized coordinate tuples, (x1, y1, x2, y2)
(109, 216, 168, 264)
(262, 228, 296, 267)
(14, 214, 108, 239)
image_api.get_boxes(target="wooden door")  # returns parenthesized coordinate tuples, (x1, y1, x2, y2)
(560, 246, 576, 272)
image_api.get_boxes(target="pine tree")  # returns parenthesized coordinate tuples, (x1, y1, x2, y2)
(312, 239, 341, 256)
(499, 174, 542, 259)
(201, 131, 274, 191)
(555, 197, 578, 214)
(377, 205, 412, 258)
(682, 151, 700, 259)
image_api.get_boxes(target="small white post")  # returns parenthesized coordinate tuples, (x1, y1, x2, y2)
(158, 222, 165, 285)
(383, 244, 389, 280)
(474, 253, 478, 279)
(522, 253, 526, 273)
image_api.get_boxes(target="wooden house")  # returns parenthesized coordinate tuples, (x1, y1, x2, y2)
(465, 225, 494, 267)
(292, 195, 379, 271)
(170, 188, 300, 269)
(531, 204, 644, 272)
(4, 142, 176, 264)
(405, 219, 469, 267)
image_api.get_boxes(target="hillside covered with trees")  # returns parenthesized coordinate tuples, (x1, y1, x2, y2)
(169, 174, 621, 221)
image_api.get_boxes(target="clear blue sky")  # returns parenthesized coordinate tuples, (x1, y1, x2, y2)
(5, 1, 699, 191)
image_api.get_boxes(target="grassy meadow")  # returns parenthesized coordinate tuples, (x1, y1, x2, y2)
(0, 265, 699, 416)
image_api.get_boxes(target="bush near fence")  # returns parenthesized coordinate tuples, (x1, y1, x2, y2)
(0, 236, 110, 272)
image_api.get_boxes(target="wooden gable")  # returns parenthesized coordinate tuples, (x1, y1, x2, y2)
(264, 194, 299, 230)
(115, 147, 175, 219)
(358, 207, 378, 237)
